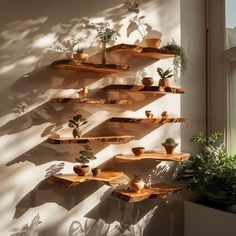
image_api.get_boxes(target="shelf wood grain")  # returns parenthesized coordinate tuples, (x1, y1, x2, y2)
(51, 97, 132, 105)
(103, 84, 184, 94)
(112, 183, 181, 202)
(115, 152, 190, 163)
(107, 44, 176, 60)
(49, 170, 129, 188)
(51, 60, 130, 74)
(109, 117, 186, 124)
(47, 135, 134, 144)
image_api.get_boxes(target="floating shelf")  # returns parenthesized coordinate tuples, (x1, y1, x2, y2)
(109, 117, 186, 124)
(49, 170, 129, 188)
(51, 60, 130, 74)
(103, 84, 184, 94)
(47, 135, 134, 144)
(115, 152, 190, 163)
(107, 44, 176, 60)
(112, 183, 181, 202)
(51, 97, 132, 105)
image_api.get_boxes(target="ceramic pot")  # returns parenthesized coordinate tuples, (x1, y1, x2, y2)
(73, 53, 88, 62)
(163, 145, 177, 154)
(145, 38, 161, 48)
(132, 147, 145, 156)
(130, 180, 145, 193)
(73, 165, 91, 176)
(158, 78, 170, 87)
(142, 77, 154, 86)
(92, 167, 101, 176)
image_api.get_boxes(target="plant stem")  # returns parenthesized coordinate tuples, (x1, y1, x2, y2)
(102, 43, 107, 65)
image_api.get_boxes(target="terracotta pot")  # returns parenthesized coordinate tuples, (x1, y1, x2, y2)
(92, 167, 101, 176)
(141, 77, 154, 86)
(132, 147, 145, 156)
(73, 53, 88, 62)
(73, 165, 91, 176)
(163, 145, 177, 154)
(158, 78, 170, 87)
(145, 38, 161, 48)
(130, 180, 145, 193)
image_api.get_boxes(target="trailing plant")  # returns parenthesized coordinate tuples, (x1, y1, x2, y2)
(75, 145, 97, 166)
(157, 68, 173, 79)
(160, 39, 187, 77)
(68, 114, 87, 138)
(177, 132, 236, 202)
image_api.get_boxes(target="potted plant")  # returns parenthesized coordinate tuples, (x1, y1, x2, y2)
(73, 46, 88, 62)
(160, 39, 187, 77)
(132, 147, 145, 156)
(73, 145, 97, 176)
(96, 23, 118, 65)
(157, 67, 174, 87)
(177, 132, 236, 204)
(130, 174, 145, 193)
(68, 114, 87, 138)
(162, 138, 178, 154)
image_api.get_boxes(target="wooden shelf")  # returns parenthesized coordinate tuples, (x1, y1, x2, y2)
(49, 170, 129, 188)
(103, 84, 184, 94)
(47, 135, 134, 144)
(51, 60, 130, 74)
(115, 152, 190, 163)
(112, 183, 181, 202)
(109, 117, 186, 124)
(51, 97, 132, 105)
(107, 44, 176, 60)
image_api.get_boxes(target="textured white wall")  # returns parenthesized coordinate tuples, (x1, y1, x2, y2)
(0, 0, 205, 235)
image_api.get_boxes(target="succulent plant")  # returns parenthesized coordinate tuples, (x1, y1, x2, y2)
(75, 145, 97, 165)
(162, 138, 178, 147)
(68, 114, 87, 138)
(157, 68, 174, 79)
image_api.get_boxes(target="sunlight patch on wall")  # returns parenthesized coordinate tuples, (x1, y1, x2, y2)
(32, 33, 56, 49)
(0, 64, 16, 74)
(19, 56, 39, 65)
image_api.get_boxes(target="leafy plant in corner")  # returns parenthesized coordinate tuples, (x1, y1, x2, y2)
(75, 145, 97, 165)
(68, 114, 87, 138)
(177, 132, 236, 203)
(96, 23, 118, 65)
(160, 39, 187, 77)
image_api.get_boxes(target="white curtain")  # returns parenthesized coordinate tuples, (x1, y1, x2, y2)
(230, 61, 236, 155)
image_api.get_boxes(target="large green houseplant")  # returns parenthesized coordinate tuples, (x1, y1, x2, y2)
(177, 132, 236, 204)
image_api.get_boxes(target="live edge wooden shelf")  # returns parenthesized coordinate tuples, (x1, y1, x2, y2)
(51, 97, 132, 105)
(115, 152, 190, 163)
(112, 183, 181, 202)
(107, 44, 176, 60)
(49, 170, 129, 188)
(103, 84, 185, 94)
(47, 135, 134, 144)
(51, 60, 130, 74)
(109, 117, 186, 124)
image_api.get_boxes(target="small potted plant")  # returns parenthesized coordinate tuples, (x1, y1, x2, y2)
(162, 138, 178, 154)
(145, 110, 154, 118)
(73, 145, 97, 176)
(160, 39, 187, 77)
(130, 174, 145, 193)
(97, 23, 118, 65)
(157, 67, 174, 87)
(177, 132, 236, 204)
(132, 147, 145, 156)
(68, 114, 87, 138)
(73, 46, 88, 62)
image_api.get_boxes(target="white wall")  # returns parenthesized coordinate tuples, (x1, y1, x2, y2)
(0, 0, 206, 235)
